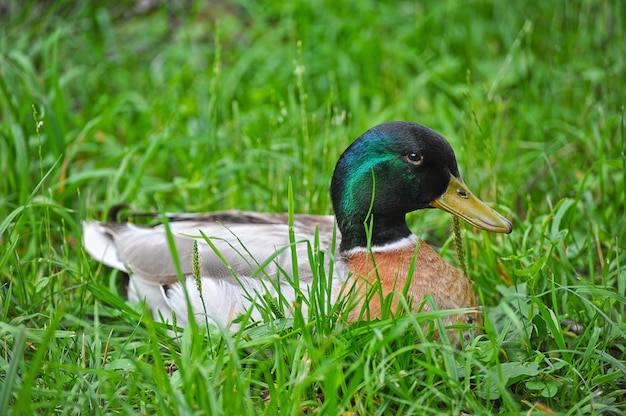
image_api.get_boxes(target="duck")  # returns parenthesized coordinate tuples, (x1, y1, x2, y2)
(83, 121, 512, 345)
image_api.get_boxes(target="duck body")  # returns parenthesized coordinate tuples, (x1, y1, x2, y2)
(83, 121, 512, 344)
(84, 211, 344, 329)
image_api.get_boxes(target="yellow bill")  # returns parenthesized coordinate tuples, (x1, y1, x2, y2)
(431, 174, 513, 233)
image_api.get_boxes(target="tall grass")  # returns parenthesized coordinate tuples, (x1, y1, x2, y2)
(1, 0, 625, 414)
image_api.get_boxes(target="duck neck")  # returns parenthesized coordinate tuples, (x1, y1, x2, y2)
(336, 212, 413, 253)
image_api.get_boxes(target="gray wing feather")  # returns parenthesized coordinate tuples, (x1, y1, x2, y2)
(91, 212, 338, 285)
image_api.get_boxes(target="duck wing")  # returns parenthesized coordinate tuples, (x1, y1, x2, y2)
(83, 210, 339, 286)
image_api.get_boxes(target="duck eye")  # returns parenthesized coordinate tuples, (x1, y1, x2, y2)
(406, 152, 423, 166)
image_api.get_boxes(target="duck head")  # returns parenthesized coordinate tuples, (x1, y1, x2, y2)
(330, 121, 512, 252)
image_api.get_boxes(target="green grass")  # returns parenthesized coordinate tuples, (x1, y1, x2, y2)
(1, 0, 625, 414)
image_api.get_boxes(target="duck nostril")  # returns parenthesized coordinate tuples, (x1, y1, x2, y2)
(457, 188, 468, 198)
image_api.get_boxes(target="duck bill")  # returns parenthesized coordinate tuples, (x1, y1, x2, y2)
(431, 174, 513, 233)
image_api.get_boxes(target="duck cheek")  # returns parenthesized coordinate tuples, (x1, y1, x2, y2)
(373, 188, 424, 215)
(420, 169, 451, 201)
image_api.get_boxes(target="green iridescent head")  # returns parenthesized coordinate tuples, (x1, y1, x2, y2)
(330, 121, 512, 252)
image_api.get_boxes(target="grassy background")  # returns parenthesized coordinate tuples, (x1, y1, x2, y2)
(1, 0, 625, 414)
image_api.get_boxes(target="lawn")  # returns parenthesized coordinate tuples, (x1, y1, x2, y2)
(1, 0, 625, 414)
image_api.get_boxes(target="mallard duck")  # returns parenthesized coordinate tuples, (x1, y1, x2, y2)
(83, 121, 512, 344)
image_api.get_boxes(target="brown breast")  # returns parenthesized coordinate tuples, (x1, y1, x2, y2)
(340, 240, 483, 346)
